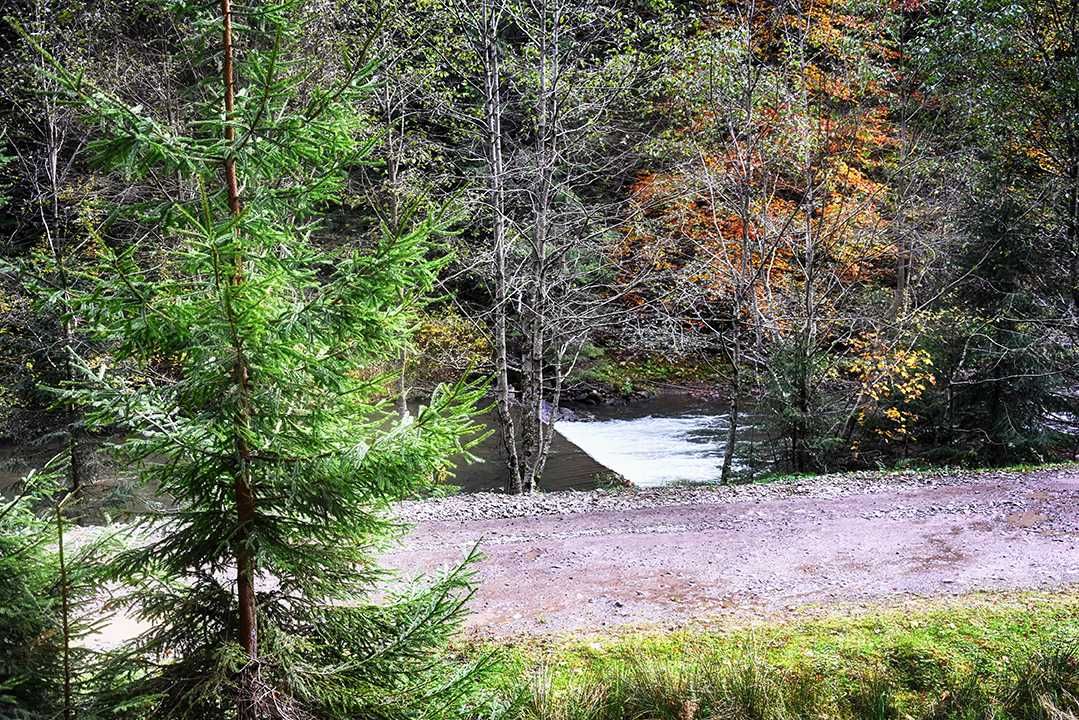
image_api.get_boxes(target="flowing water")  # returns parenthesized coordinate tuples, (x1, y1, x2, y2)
(455, 395, 768, 492)
(1, 395, 767, 496)
(556, 413, 738, 488)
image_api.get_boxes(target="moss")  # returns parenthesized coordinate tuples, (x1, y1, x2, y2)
(573, 353, 718, 395)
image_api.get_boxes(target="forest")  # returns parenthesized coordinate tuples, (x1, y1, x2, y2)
(0, 0, 1077, 716)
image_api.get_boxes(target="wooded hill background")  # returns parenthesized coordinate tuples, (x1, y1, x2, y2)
(3, 0, 1078, 484)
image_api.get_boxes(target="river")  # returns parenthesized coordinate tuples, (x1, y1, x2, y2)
(454, 394, 769, 492)
(0, 394, 769, 496)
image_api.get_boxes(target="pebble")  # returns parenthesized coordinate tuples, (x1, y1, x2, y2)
(393, 469, 1044, 524)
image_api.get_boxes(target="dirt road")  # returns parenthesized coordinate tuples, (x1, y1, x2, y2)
(383, 469, 1079, 637)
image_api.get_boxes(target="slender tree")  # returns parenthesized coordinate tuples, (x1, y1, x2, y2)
(13, 0, 491, 715)
(677, 0, 789, 482)
(0, 453, 101, 720)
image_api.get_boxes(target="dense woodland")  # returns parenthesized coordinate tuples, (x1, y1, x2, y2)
(4, 0, 1079, 487)
(0, 0, 1077, 714)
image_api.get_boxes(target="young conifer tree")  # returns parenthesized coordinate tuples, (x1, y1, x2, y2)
(12, 0, 490, 717)
(0, 458, 96, 720)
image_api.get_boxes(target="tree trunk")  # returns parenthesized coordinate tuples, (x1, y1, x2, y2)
(891, 235, 908, 320)
(1068, 139, 1079, 311)
(38, 60, 85, 498)
(383, 80, 410, 423)
(396, 348, 409, 420)
(479, 0, 522, 494)
(1067, 0, 1079, 310)
(796, 189, 815, 474)
(532, 345, 566, 484)
(794, 350, 810, 472)
(720, 376, 739, 485)
(220, 0, 258, 711)
(521, 0, 558, 494)
(56, 502, 72, 720)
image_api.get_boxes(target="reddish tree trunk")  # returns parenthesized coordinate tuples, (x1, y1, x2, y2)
(220, 0, 258, 713)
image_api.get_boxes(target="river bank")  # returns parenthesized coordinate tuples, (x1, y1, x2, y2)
(395, 464, 1079, 522)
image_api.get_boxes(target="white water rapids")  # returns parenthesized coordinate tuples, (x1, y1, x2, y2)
(556, 413, 742, 487)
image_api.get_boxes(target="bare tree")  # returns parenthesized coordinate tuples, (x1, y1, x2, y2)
(1, 0, 94, 494)
(445, 0, 524, 490)
(449, 0, 650, 493)
(683, 0, 789, 483)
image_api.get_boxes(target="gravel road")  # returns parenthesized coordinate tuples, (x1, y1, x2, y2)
(383, 468, 1079, 637)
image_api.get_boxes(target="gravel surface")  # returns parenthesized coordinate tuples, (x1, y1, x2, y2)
(383, 468, 1079, 638)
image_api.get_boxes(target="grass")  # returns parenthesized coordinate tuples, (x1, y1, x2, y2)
(483, 593, 1079, 720)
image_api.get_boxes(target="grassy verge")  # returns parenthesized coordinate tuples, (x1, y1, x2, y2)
(485, 593, 1079, 720)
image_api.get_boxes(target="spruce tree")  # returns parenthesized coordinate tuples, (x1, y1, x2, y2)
(0, 453, 101, 720)
(0, 467, 67, 719)
(12, 0, 490, 717)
